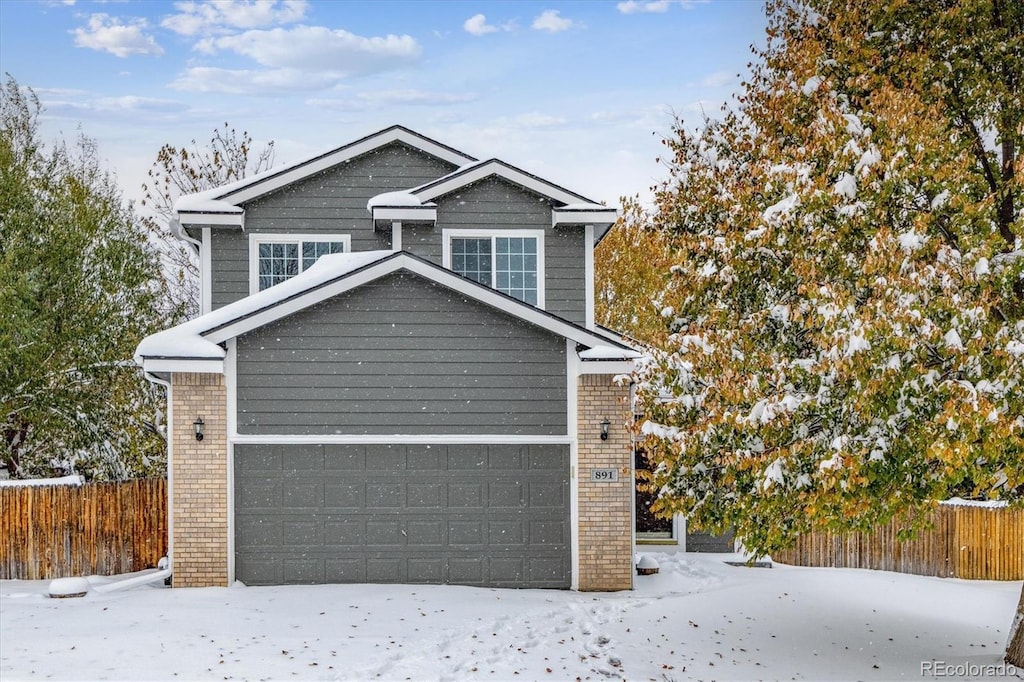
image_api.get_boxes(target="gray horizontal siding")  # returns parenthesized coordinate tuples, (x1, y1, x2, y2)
(404, 178, 586, 326)
(210, 143, 456, 309)
(235, 271, 568, 435)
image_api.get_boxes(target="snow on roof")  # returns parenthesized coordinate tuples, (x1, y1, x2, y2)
(366, 191, 425, 210)
(174, 191, 245, 214)
(579, 346, 643, 360)
(135, 251, 395, 362)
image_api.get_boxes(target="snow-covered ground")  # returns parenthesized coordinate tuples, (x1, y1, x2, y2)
(1, 552, 1019, 681)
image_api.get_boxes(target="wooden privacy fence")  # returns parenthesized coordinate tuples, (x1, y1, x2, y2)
(773, 503, 1023, 580)
(0, 478, 167, 580)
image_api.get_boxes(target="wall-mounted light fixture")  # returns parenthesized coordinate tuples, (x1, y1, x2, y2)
(600, 418, 611, 441)
(194, 416, 205, 441)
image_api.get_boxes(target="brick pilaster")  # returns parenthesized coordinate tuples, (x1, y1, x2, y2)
(577, 373, 632, 591)
(170, 372, 228, 587)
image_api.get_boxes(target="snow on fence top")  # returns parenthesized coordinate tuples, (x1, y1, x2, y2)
(0, 475, 85, 488)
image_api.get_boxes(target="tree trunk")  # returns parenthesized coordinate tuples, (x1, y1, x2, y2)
(1007, 582, 1024, 666)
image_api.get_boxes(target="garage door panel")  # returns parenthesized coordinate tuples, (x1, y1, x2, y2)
(447, 482, 484, 507)
(366, 482, 404, 507)
(407, 482, 443, 507)
(324, 518, 363, 545)
(488, 445, 525, 470)
(446, 445, 487, 470)
(488, 482, 525, 508)
(407, 445, 444, 470)
(366, 557, 402, 582)
(325, 445, 365, 470)
(448, 557, 484, 583)
(237, 480, 281, 509)
(324, 482, 363, 507)
(365, 444, 406, 470)
(284, 558, 323, 583)
(529, 444, 566, 470)
(235, 443, 569, 588)
(282, 519, 321, 546)
(365, 519, 404, 546)
(408, 520, 445, 545)
(530, 481, 567, 508)
(408, 558, 443, 583)
(490, 557, 525, 584)
(326, 558, 364, 582)
(282, 480, 323, 508)
(531, 520, 568, 546)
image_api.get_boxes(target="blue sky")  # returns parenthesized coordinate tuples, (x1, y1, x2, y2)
(0, 0, 766, 206)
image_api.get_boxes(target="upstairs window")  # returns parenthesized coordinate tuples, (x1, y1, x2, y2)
(250, 235, 350, 293)
(444, 230, 545, 307)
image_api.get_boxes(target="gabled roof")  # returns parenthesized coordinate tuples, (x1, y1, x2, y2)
(411, 158, 596, 205)
(175, 125, 477, 218)
(366, 158, 619, 229)
(136, 251, 639, 375)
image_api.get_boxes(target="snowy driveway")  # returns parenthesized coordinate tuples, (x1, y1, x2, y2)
(1, 552, 1019, 680)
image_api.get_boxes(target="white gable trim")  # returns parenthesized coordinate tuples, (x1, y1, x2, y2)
(142, 358, 224, 374)
(178, 211, 244, 228)
(371, 205, 437, 223)
(414, 160, 592, 205)
(203, 253, 632, 352)
(553, 207, 618, 227)
(214, 127, 476, 207)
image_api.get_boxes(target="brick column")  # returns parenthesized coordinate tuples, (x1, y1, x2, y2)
(576, 373, 632, 591)
(170, 372, 228, 587)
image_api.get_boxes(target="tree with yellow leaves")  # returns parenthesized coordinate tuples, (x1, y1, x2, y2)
(627, 0, 1023, 663)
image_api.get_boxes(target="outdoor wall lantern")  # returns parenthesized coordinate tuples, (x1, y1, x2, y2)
(194, 416, 205, 441)
(600, 418, 611, 441)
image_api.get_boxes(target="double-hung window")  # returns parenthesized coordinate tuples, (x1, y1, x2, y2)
(443, 229, 544, 307)
(250, 234, 351, 293)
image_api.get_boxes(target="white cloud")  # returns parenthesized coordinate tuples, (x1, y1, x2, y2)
(169, 66, 342, 94)
(205, 26, 420, 74)
(531, 10, 575, 32)
(71, 14, 164, 58)
(463, 13, 498, 36)
(616, 0, 707, 14)
(616, 0, 670, 13)
(162, 0, 308, 37)
(702, 70, 734, 87)
(309, 89, 478, 111)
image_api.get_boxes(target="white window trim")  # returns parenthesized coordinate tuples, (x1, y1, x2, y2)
(248, 233, 351, 295)
(441, 228, 545, 308)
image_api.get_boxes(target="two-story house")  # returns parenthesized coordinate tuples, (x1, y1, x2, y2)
(135, 125, 639, 591)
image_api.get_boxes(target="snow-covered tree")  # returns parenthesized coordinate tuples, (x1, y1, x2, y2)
(625, 0, 1023, 663)
(1, 77, 167, 480)
(141, 123, 274, 320)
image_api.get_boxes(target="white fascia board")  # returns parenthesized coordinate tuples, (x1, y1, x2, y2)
(204, 253, 633, 352)
(552, 208, 618, 227)
(219, 128, 475, 206)
(142, 358, 225, 374)
(230, 434, 573, 445)
(578, 359, 636, 375)
(178, 211, 244, 227)
(584, 224, 595, 330)
(371, 206, 437, 223)
(415, 160, 590, 205)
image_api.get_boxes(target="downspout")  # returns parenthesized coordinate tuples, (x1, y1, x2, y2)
(144, 370, 174, 585)
(170, 216, 201, 254)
